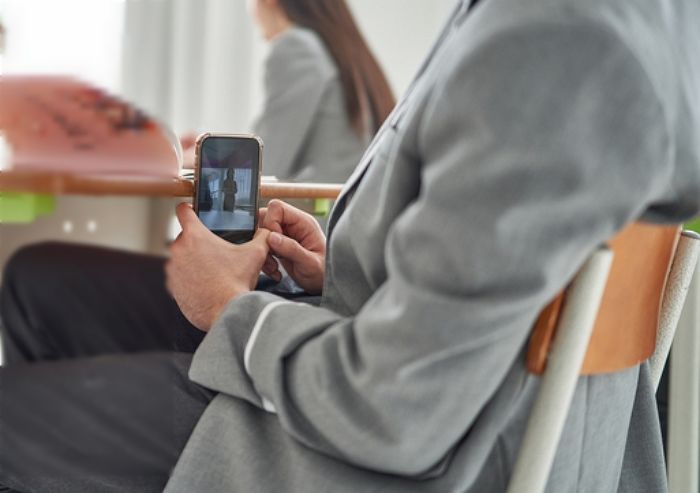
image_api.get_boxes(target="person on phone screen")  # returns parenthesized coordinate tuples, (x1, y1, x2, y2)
(183, 0, 395, 183)
(221, 168, 238, 212)
(2, 0, 700, 492)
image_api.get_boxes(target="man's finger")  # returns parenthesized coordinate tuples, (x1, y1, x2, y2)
(262, 255, 282, 282)
(263, 254, 278, 272)
(179, 132, 198, 150)
(261, 200, 285, 233)
(175, 202, 201, 232)
(258, 208, 268, 227)
(268, 231, 313, 265)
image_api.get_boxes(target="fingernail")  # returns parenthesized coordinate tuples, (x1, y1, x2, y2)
(270, 232, 282, 246)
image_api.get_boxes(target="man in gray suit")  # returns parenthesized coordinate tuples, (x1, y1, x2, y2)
(1, 0, 700, 491)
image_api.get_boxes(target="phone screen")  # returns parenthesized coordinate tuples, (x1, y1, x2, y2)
(195, 135, 261, 244)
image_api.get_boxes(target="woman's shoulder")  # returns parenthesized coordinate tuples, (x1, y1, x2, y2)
(267, 27, 336, 77)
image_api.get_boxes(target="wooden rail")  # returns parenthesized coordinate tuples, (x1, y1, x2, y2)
(0, 170, 344, 200)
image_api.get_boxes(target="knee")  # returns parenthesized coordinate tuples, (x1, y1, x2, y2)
(1, 242, 84, 313)
(2, 242, 68, 289)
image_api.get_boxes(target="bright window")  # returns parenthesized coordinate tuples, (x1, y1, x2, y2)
(0, 1, 6, 73)
(0, 0, 125, 91)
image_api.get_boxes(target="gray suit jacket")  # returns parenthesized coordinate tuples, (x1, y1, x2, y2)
(167, 0, 700, 491)
(253, 27, 367, 183)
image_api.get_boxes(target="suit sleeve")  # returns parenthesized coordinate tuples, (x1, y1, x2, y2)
(252, 31, 335, 179)
(190, 20, 672, 475)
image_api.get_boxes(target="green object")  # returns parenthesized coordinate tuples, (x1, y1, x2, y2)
(313, 198, 333, 217)
(685, 218, 700, 234)
(0, 192, 56, 223)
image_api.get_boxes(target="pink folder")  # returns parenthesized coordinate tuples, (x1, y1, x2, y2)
(0, 76, 182, 177)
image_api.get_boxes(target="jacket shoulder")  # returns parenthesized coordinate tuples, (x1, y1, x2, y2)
(266, 27, 337, 81)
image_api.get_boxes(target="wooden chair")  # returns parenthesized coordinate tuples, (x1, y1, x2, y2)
(507, 223, 700, 493)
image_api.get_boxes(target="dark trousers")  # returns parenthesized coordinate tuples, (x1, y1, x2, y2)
(0, 243, 217, 493)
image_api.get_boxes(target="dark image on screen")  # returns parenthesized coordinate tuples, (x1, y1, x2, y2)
(198, 138, 257, 232)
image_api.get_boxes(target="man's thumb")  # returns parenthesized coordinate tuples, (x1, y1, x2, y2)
(176, 202, 202, 232)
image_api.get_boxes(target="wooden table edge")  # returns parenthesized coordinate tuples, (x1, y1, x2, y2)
(0, 171, 344, 200)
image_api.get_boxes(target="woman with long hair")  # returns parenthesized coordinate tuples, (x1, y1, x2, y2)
(248, 0, 395, 182)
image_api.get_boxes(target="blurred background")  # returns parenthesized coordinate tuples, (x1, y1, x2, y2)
(0, 0, 456, 268)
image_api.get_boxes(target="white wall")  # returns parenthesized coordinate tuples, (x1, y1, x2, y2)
(121, 0, 265, 136)
(348, 0, 457, 96)
(0, 0, 125, 89)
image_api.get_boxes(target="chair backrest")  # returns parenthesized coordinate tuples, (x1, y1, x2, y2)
(507, 222, 700, 493)
(527, 222, 680, 376)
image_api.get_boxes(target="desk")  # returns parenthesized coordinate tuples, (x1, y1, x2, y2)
(0, 169, 344, 258)
(0, 170, 344, 199)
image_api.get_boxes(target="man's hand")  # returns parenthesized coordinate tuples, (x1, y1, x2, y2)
(179, 133, 198, 169)
(179, 133, 198, 151)
(261, 200, 327, 295)
(166, 203, 271, 332)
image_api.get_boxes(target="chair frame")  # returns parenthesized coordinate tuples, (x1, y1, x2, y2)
(506, 249, 613, 493)
(507, 229, 700, 493)
(665, 232, 700, 493)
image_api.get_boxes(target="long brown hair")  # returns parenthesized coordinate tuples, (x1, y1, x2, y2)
(278, 0, 396, 136)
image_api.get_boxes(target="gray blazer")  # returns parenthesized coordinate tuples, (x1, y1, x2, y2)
(167, 0, 700, 491)
(253, 27, 367, 183)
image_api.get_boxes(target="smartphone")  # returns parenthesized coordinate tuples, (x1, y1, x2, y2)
(194, 133, 263, 244)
